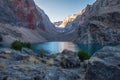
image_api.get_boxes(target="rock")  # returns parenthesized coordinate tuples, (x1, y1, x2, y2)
(0, 0, 56, 43)
(85, 45, 120, 80)
(0, 48, 29, 60)
(0, 0, 54, 30)
(80, 60, 89, 72)
(53, 50, 81, 68)
(45, 66, 81, 80)
(0, 48, 83, 80)
(59, 0, 120, 45)
(22, 48, 37, 56)
(11, 51, 29, 61)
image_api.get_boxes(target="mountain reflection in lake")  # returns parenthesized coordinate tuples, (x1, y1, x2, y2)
(32, 42, 77, 54)
(32, 42, 103, 54)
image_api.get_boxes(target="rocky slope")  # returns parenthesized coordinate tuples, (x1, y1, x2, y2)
(62, 0, 120, 45)
(59, 12, 82, 28)
(0, 0, 55, 43)
(0, 45, 120, 80)
(85, 45, 120, 80)
(0, 49, 84, 80)
(77, 0, 120, 45)
(0, 23, 46, 43)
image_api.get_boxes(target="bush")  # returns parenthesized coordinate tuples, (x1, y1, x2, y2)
(22, 42, 31, 49)
(0, 35, 3, 42)
(11, 40, 31, 51)
(77, 50, 90, 62)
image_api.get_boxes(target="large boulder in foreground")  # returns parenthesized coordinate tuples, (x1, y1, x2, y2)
(85, 45, 120, 80)
(53, 50, 81, 68)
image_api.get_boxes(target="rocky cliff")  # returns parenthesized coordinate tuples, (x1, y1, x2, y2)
(0, 0, 55, 43)
(78, 0, 120, 45)
(63, 0, 120, 45)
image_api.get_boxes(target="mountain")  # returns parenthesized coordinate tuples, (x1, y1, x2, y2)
(59, 12, 83, 28)
(62, 0, 120, 45)
(0, 0, 55, 43)
(52, 5, 91, 41)
(54, 21, 62, 27)
(78, 0, 120, 45)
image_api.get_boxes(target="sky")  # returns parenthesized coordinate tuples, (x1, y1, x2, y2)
(34, 0, 96, 22)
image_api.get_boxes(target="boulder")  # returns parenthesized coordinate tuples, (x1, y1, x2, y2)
(85, 45, 120, 80)
(44, 66, 81, 80)
(0, 48, 29, 60)
(11, 51, 29, 61)
(21, 48, 37, 56)
(53, 50, 81, 68)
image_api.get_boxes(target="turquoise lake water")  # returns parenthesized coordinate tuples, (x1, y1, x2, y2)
(0, 42, 103, 54)
(31, 42, 103, 54)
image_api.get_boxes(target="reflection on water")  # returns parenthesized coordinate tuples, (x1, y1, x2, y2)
(32, 42, 78, 54)
(32, 42, 103, 54)
(59, 42, 77, 52)
(0, 42, 103, 54)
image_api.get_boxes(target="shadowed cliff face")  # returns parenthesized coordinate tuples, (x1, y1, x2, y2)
(62, 0, 120, 45)
(0, 0, 48, 31)
(0, 0, 57, 43)
(78, 0, 120, 45)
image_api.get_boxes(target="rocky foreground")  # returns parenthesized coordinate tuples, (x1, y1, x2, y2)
(0, 45, 120, 80)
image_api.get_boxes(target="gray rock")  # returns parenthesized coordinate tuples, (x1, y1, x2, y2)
(0, 48, 83, 80)
(21, 48, 37, 56)
(63, 0, 120, 45)
(11, 51, 29, 61)
(0, 48, 29, 60)
(45, 66, 81, 80)
(53, 50, 81, 68)
(85, 45, 120, 80)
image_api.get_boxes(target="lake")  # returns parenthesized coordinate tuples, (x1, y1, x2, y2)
(31, 42, 103, 54)
(0, 42, 103, 54)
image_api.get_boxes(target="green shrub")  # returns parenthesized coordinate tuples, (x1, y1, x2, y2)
(22, 42, 31, 49)
(11, 40, 31, 51)
(0, 35, 3, 42)
(77, 50, 90, 62)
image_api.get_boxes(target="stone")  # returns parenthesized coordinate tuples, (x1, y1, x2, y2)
(53, 50, 81, 68)
(0, 48, 83, 80)
(11, 51, 29, 61)
(45, 66, 81, 80)
(85, 45, 120, 80)
(22, 48, 37, 56)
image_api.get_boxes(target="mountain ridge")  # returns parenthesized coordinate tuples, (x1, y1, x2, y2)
(0, 0, 55, 43)
(58, 0, 120, 45)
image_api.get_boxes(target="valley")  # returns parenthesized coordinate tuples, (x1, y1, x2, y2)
(0, 0, 120, 80)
